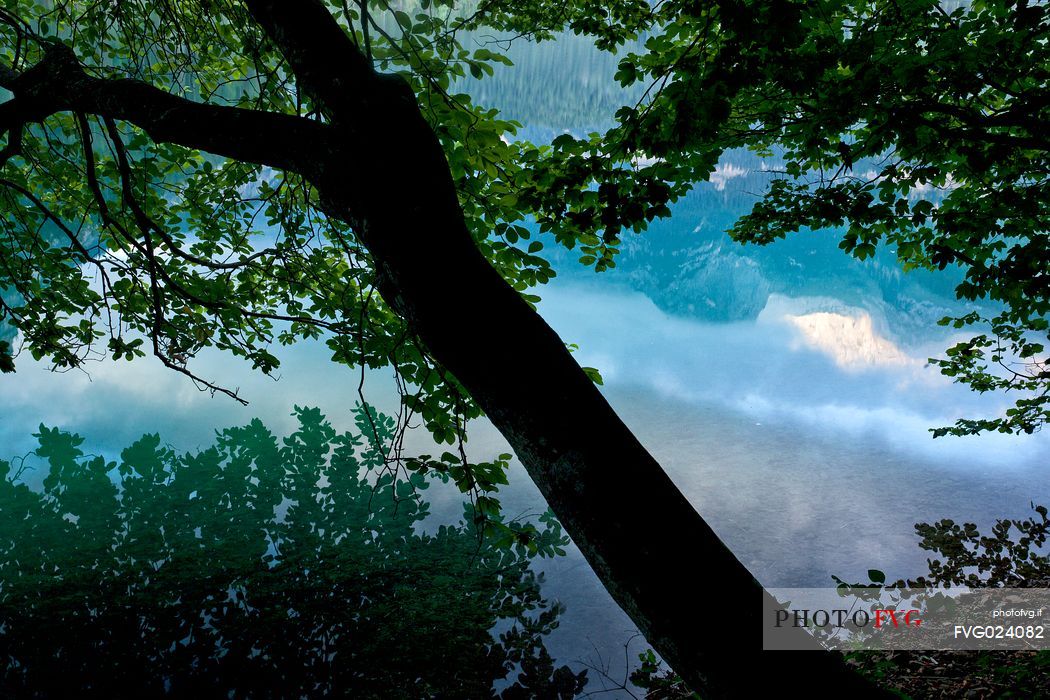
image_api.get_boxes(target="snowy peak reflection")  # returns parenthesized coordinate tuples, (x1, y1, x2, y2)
(536, 282, 1046, 468)
(761, 295, 921, 372)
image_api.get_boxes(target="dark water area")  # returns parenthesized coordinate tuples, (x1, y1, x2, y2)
(0, 408, 586, 698)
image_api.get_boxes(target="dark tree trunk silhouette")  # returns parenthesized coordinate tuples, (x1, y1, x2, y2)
(0, 1, 890, 695)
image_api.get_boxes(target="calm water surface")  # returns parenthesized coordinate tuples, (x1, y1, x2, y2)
(3, 268, 1047, 693)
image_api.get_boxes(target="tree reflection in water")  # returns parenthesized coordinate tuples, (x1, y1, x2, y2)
(0, 406, 585, 698)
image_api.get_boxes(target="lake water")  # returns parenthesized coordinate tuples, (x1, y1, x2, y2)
(3, 263, 1047, 694)
(2, 29, 1049, 698)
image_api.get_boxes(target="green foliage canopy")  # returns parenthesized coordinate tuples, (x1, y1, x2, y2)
(0, 0, 1046, 458)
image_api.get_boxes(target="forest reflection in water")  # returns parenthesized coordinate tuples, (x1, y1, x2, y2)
(0, 406, 585, 699)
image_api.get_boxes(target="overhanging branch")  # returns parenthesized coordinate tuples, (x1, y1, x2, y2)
(0, 41, 333, 179)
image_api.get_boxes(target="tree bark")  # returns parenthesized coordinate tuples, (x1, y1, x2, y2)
(1, 2, 892, 695)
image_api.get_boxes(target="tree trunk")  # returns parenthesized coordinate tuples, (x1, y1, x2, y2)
(239, 3, 891, 696)
(321, 91, 888, 697)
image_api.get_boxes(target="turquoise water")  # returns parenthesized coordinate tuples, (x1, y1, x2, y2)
(2, 30, 1048, 698)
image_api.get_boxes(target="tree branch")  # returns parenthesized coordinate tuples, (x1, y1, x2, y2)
(0, 41, 332, 179)
(241, 0, 379, 118)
